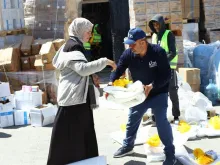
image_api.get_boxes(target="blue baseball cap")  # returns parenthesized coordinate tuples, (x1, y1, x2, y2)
(124, 27, 146, 45)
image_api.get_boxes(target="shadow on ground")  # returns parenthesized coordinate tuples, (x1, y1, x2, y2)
(0, 132, 12, 138)
(124, 160, 146, 165)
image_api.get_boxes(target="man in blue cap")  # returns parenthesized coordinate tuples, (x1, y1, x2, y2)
(108, 27, 176, 165)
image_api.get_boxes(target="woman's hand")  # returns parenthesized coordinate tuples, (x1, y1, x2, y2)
(107, 59, 117, 72)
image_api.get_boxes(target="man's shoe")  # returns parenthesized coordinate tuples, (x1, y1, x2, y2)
(171, 117, 180, 125)
(163, 156, 177, 165)
(113, 147, 134, 158)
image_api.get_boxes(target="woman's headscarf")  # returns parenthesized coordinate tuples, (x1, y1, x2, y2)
(68, 18, 93, 43)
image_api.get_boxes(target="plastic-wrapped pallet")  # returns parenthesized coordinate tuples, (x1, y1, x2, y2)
(0, 0, 25, 31)
(24, 0, 66, 39)
(129, 0, 146, 31)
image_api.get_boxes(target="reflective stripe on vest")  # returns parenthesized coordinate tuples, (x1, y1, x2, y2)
(83, 42, 91, 50)
(93, 24, 102, 43)
(152, 30, 178, 69)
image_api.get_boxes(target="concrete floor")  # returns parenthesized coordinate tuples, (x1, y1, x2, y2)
(0, 107, 220, 165)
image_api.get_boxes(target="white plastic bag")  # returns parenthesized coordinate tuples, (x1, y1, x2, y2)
(103, 81, 146, 108)
(144, 144, 165, 163)
(184, 106, 207, 122)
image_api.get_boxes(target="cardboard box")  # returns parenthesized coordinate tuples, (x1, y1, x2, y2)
(190, 84, 200, 92)
(15, 91, 42, 110)
(34, 56, 55, 71)
(209, 30, 220, 42)
(170, 22, 183, 30)
(34, 54, 52, 65)
(39, 42, 56, 64)
(205, 22, 216, 28)
(203, 0, 215, 7)
(206, 14, 216, 22)
(158, 7, 170, 13)
(29, 55, 36, 70)
(30, 105, 56, 127)
(42, 92, 48, 104)
(178, 68, 201, 84)
(181, 0, 200, 19)
(170, 1, 182, 12)
(158, 1, 169, 8)
(21, 57, 31, 71)
(14, 110, 31, 126)
(53, 39, 65, 51)
(31, 39, 53, 55)
(204, 6, 215, 15)
(146, 1, 158, 14)
(0, 47, 21, 72)
(215, 0, 220, 6)
(171, 11, 183, 22)
(21, 36, 34, 56)
(31, 43, 41, 56)
(0, 102, 14, 128)
(0, 82, 11, 98)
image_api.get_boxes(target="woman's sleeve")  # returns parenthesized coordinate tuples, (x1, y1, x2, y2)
(67, 57, 108, 76)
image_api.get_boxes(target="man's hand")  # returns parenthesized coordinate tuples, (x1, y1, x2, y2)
(107, 82, 113, 86)
(144, 84, 153, 97)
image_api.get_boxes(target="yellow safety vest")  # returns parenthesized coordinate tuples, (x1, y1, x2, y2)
(152, 30, 178, 69)
(92, 24, 102, 43)
(83, 42, 91, 50)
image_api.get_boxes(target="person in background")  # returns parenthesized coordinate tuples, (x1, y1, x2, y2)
(149, 14, 180, 123)
(47, 18, 116, 165)
(108, 27, 176, 165)
(83, 40, 92, 61)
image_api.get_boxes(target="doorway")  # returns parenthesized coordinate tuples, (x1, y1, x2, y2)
(82, 1, 113, 61)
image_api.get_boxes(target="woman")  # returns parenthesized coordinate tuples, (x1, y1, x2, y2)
(47, 18, 116, 165)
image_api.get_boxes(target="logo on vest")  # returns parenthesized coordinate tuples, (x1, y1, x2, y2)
(128, 33, 133, 38)
(149, 61, 157, 68)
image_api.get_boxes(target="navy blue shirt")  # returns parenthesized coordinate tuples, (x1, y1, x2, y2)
(110, 43, 171, 99)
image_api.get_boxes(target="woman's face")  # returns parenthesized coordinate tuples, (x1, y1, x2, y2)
(83, 29, 92, 42)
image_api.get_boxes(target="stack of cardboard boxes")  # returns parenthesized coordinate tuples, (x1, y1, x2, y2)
(0, 82, 57, 128)
(209, 30, 220, 42)
(129, 0, 146, 32)
(24, 0, 66, 39)
(0, 37, 64, 104)
(129, 0, 185, 66)
(203, 0, 220, 29)
(181, 0, 200, 19)
(0, 0, 25, 31)
(178, 68, 201, 92)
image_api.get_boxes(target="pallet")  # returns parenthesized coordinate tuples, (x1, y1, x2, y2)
(0, 28, 26, 37)
(183, 18, 200, 24)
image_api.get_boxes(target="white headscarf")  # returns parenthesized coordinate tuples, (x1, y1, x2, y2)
(68, 18, 93, 43)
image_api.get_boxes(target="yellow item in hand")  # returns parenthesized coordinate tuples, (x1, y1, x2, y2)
(113, 78, 132, 87)
(146, 134, 161, 147)
(177, 121, 191, 133)
(120, 124, 126, 132)
(209, 116, 220, 130)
